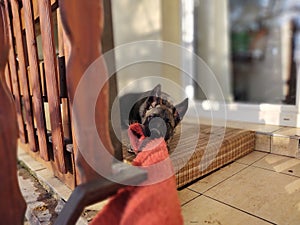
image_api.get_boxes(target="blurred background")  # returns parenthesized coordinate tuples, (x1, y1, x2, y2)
(107, 0, 300, 126)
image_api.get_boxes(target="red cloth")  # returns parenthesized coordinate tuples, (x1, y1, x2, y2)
(90, 123, 183, 225)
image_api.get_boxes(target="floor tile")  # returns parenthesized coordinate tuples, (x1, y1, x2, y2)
(188, 162, 247, 194)
(236, 151, 268, 165)
(177, 189, 200, 206)
(181, 195, 272, 225)
(254, 154, 300, 177)
(205, 166, 300, 225)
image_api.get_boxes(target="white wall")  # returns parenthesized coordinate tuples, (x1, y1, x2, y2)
(111, 0, 163, 94)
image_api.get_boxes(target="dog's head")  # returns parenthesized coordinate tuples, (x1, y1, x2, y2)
(138, 84, 188, 142)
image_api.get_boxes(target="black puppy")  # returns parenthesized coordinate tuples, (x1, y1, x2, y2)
(120, 84, 188, 144)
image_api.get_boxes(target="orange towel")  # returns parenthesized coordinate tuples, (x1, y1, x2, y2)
(90, 123, 183, 225)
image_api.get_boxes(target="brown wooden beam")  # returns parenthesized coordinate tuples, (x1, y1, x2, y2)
(20, 0, 58, 30)
(57, 8, 71, 141)
(22, 0, 49, 161)
(0, 1, 26, 223)
(102, 0, 123, 162)
(11, 0, 37, 152)
(59, 0, 114, 183)
(37, 0, 66, 173)
(4, 0, 26, 143)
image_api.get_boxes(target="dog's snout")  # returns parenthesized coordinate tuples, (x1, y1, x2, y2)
(150, 127, 161, 138)
(148, 117, 167, 138)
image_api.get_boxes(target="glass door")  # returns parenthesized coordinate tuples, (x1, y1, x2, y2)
(182, 0, 300, 126)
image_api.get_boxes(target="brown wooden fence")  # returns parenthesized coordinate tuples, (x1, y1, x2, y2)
(0, 1, 148, 223)
(2, 0, 120, 189)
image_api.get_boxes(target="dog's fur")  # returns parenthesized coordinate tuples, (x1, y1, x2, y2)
(120, 84, 188, 144)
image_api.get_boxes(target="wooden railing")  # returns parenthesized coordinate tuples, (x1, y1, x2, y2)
(3, 0, 75, 187)
(0, 0, 147, 224)
(1, 0, 121, 188)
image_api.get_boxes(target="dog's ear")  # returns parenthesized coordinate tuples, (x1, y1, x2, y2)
(142, 84, 161, 104)
(150, 84, 161, 98)
(143, 84, 162, 106)
(174, 98, 189, 126)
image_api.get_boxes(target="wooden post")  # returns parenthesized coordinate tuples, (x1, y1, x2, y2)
(22, 0, 49, 161)
(37, 0, 66, 173)
(59, 0, 114, 183)
(0, 1, 26, 223)
(57, 8, 71, 141)
(6, 0, 30, 144)
(102, 0, 123, 161)
(10, 0, 37, 152)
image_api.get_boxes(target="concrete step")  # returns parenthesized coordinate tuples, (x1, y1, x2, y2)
(255, 128, 300, 158)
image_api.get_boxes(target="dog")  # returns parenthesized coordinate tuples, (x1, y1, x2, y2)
(120, 84, 188, 148)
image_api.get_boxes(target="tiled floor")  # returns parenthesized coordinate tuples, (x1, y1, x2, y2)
(19, 119, 300, 224)
(178, 151, 300, 225)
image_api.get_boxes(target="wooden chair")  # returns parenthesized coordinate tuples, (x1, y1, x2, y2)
(0, 0, 146, 224)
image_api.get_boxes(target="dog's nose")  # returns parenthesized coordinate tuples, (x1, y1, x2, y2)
(148, 117, 167, 139)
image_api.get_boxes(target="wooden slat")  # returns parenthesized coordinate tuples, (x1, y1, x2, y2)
(57, 8, 71, 140)
(0, 1, 26, 223)
(4, 63, 12, 92)
(22, 0, 49, 161)
(31, 0, 56, 20)
(60, 0, 114, 183)
(10, 0, 37, 151)
(59, 5, 76, 185)
(37, 0, 66, 173)
(4, 0, 26, 143)
(102, 0, 123, 161)
(20, 0, 58, 30)
(62, 11, 70, 63)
